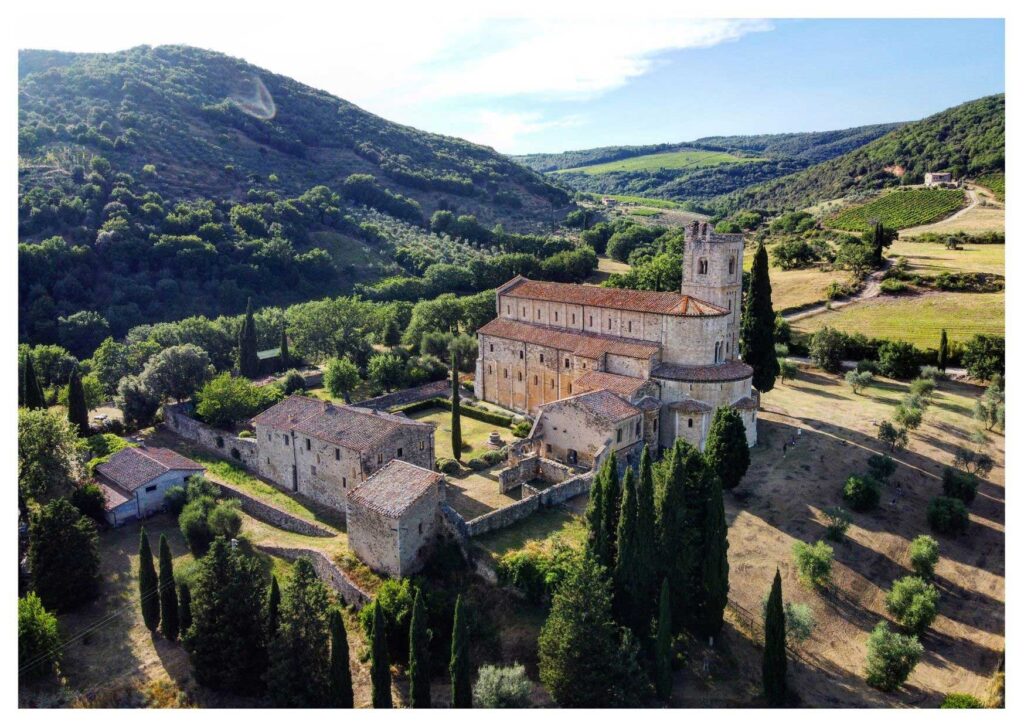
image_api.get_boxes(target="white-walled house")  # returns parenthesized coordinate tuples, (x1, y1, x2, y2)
(95, 446, 205, 526)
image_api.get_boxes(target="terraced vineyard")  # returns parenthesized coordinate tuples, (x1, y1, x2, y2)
(828, 188, 966, 231)
(553, 149, 761, 175)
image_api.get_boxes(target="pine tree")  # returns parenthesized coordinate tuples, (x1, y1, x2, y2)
(279, 328, 290, 370)
(763, 568, 787, 707)
(22, 354, 46, 410)
(599, 453, 621, 568)
(66, 369, 90, 436)
(450, 594, 472, 708)
(370, 603, 393, 708)
(656, 441, 690, 631)
(138, 528, 160, 632)
(655, 578, 672, 701)
(178, 583, 192, 634)
(695, 472, 729, 639)
(938, 329, 949, 372)
(328, 608, 354, 708)
(740, 242, 779, 393)
(158, 534, 179, 641)
(704, 406, 751, 490)
(451, 354, 462, 461)
(267, 575, 281, 638)
(237, 297, 259, 378)
(409, 588, 431, 708)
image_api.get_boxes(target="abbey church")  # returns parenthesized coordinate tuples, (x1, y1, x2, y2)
(474, 221, 758, 468)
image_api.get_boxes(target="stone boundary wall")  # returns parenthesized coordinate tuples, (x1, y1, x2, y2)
(496, 455, 575, 493)
(163, 403, 260, 470)
(256, 545, 371, 608)
(216, 481, 335, 537)
(463, 470, 594, 538)
(356, 379, 450, 411)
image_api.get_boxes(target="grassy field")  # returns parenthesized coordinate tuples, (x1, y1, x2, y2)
(473, 507, 587, 562)
(583, 192, 688, 209)
(792, 291, 1004, 348)
(887, 240, 1005, 276)
(409, 406, 514, 461)
(555, 150, 761, 175)
(743, 244, 859, 313)
(828, 188, 966, 232)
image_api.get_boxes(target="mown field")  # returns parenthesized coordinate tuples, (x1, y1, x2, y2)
(828, 188, 966, 232)
(791, 291, 1005, 349)
(554, 149, 762, 175)
(743, 244, 859, 313)
(887, 240, 1004, 276)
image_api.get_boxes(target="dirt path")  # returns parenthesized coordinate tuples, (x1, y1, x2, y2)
(899, 186, 981, 236)
(783, 262, 889, 323)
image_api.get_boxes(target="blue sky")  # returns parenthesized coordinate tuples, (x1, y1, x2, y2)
(15, 9, 1005, 154)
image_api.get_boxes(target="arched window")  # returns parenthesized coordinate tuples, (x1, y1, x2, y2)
(698, 258, 708, 275)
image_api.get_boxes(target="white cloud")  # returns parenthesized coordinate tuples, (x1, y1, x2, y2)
(459, 111, 584, 153)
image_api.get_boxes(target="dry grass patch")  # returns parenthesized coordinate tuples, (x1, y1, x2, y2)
(887, 240, 1004, 276)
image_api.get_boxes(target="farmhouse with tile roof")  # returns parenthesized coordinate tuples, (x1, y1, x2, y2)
(474, 221, 757, 461)
(95, 445, 205, 526)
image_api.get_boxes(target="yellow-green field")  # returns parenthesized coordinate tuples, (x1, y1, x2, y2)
(888, 240, 1004, 276)
(743, 246, 858, 312)
(584, 193, 687, 209)
(409, 406, 514, 461)
(554, 149, 762, 175)
(792, 291, 1004, 348)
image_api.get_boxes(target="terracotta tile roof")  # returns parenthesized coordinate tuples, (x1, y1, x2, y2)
(95, 446, 204, 493)
(478, 318, 661, 360)
(652, 360, 754, 383)
(348, 460, 443, 519)
(574, 370, 649, 398)
(252, 395, 433, 451)
(499, 277, 727, 317)
(97, 483, 129, 510)
(542, 389, 641, 424)
(669, 399, 713, 414)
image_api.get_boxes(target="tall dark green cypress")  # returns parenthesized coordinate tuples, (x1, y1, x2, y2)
(680, 444, 716, 633)
(67, 369, 90, 436)
(238, 297, 259, 378)
(329, 608, 354, 708)
(704, 406, 751, 490)
(938, 329, 949, 372)
(613, 467, 643, 631)
(22, 354, 46, 410)
(654, 578, 672, 701)
(450, 594, 472, 708)
(584, 461, 607, 563)
(696, 472, 729, 639)
(279, 328, 290, 370)
(866, 221, 896, 268)
(409, 588, 431, 708)
(763, 568, 787, 706)
(158, 534, 179, 641)
(267, 575, 281, 638)
(178, 583, 192, 634)
(138, 528, 160, 631)
(599, 453, 621, 567)
(633, 446, 659, 636)
(656, 441, 690, 631)
(740, 242, 779, 394)
(451, 354, 462, 461)
(370, 603, 393, 708)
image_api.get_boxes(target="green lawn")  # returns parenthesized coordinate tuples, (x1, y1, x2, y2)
(473, 507, 587, 561)
(887, 240, 1004, 276)
(409, 406, 514, 460)
(554, 150, 762, 175)
(792, 291, 1005, 348)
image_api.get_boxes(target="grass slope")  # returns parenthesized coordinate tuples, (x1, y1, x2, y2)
(552, 149, 759, 175)
(828, 188, 966, 231)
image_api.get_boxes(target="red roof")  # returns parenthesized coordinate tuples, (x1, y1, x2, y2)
(95, 446, 204, 493)
(348, 460, 443, 518)
(498, 277, 726, 317)
(478, 318, 661, 360)
(541, 389, 641, 424)
(574, 370, 649, 398)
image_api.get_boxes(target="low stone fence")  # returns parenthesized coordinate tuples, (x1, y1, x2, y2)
(463, 469, 594, 538)
(255, 545, 371, 608)
(496, 455, 575, 494)
(163, 403, 260, 470)
(355, 379, 450, 411)
(216, 481, 335, 537)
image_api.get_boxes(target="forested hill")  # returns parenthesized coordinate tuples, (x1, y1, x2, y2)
(709, 94, 1005, 214)
(18, 45, 569, 229)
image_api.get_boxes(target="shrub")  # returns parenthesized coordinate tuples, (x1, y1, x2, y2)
(919, 365, 947, 381)
(208, 501, 243, 540)
(194, 373, 282, 429)
(866, 454, 897, 482)
(909, 377, 936, 399)
(856, 359, 879, 374)
(941, 693, 984, 708)
(822, 506, 851, 541)
(893, 404, 923, 431)
(908, 535, 940, 579)
(436, 457, 461, 475)
(845, 370, 873, 394)
(511, 420, 532, 438)
(877, 340, 920, 380)
(961, 334, 1004, 381)
(927, 496, 969, 536)
(164, 485, 188, 517)
(497, 544, 577, 605)
(941, 467, 978, 505)
(885, 576, 939, 634)
(237, 430, 253, 439)
(19, 593, 62, 680)
(282, 369, 306, 394)
(880, 279, 910, 295)
(179, 497, 215, 556)
(792, 540, 833, 589)
(842, 474, 881, 512)
(359, 579, 415, 664)
(784, 602, 817, 643)
(865, 621, 923, 691)
(473, 663, 532, 708)
(877, 421, 908, 451)
(70, 482, 108, 522)
(467, 456, 490, 471)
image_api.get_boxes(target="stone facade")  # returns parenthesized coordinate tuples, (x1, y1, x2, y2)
(163, 403, 260, 469)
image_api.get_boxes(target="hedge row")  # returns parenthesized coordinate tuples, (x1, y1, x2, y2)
(389, 396, 515, 427)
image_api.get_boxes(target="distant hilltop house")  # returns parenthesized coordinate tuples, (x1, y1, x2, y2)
(474, 221, 758, 470)
(600, 196, 618, 206)
(251, 395, 435, 512)
(924, 171, 955, 187)
(95, 446, 205, 527)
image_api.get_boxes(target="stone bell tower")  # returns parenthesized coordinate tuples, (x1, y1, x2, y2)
(680, 221, 745, 359)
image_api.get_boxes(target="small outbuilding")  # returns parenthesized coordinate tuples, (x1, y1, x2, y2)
(95, 446, 205, 527)
(346, 460, 445, 577)
(924, 172, 954, 187)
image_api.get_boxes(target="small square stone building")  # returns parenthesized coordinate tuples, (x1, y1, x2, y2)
(346, 460, 446, 577)
(528, 388, 645, 469)
(95, 445, 205, 526)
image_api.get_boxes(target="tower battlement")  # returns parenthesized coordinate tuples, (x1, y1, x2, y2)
(685, 220, 745, 245)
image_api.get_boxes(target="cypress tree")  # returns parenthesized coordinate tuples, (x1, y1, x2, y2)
(656, 441, 690, 631)
(22, 354, 46, 410)
(66, 369, 90, 436)
(409, 588, 431, 708)
(613, 467, 642, 630)
(450, 595, 472, 708)
(158, 534, 179, 641)
(451, 354, 462, 461)
(178, 583, 192, 634)
(704, 406, 751, 490)
(370, 603, 393, 708)
(279, 328, 290, 370)
(866, 221, 896, 268)
(584, 461, 607, 563)
(938, 329, 949, 372)
(633, 446, 659, 635)
(599, 453, 621, 567)
(329, 608, 354, 708)
(763, 568, 787, 707)
(679, 444, 716, 633)
(267, 575, 281, 638)
(138, 528, 160, 632)
(654, 578, 672, 701)
(695, 472, 729, 639)
(238, 297, 259, 378)
(740, 242, 779, 394)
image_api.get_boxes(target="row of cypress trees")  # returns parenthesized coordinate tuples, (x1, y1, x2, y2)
(237, 297, 292, 379)
(20, 352, 91, 437)
(138, 528, 188, 642)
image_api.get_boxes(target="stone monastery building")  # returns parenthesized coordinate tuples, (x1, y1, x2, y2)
(475, 221, 758, 463)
